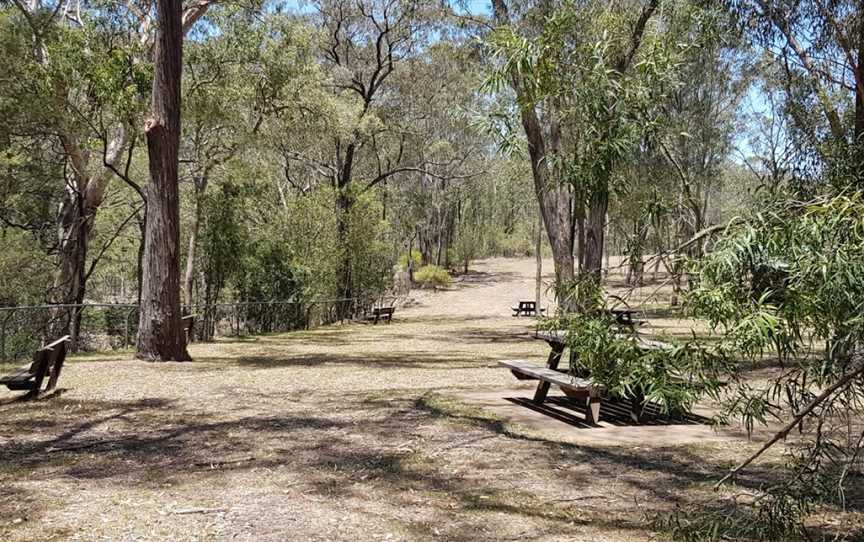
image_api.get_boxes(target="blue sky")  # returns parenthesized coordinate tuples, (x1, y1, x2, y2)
(281, 0, 493, 15)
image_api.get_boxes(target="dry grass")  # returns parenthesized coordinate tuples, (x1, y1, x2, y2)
(0, 257, 861, 541)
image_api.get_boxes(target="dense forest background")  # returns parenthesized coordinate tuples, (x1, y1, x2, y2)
(0, 0, 762, 324)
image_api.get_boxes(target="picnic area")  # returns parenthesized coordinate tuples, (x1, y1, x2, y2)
(4, 0, 864, 540)
(2, 257, 856, 541)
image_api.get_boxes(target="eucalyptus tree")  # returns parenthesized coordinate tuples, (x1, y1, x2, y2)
(732, 0, 864, 191)
(0, 1, 214, 349)
(675, 194, 864, 539)
(0, 1, 144, 345)
(180, 7, 318, 307)
(383, 40, 491, 267)
(657, 35, 751, 258)
(739, 82, 795, 195)
(302, 0, 420, 303)
(136, 0, 190, 361)
(487, 0, 682, 305)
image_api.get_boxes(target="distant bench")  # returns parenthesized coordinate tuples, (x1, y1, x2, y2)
(366, 306, 394, 325)
(0, 336, 70, 400)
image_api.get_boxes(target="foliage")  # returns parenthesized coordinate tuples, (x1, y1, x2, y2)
(398, 250, 423, 271)
(543, 279, 730, 416)
(656, 494, 808, 542)
(484, 1, 699, 197)
(685, 194, 864, 536)
(413, 265, 453, 289)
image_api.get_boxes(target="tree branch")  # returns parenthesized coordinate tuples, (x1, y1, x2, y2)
(715, 357, 864, 489)
(616, 0, 660, 74)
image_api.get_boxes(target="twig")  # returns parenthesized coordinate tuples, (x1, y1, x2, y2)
(170, 507, 226, 515)
(543, 495, 609, 504)
(432, 434, 496, 453)
(46, 437, 132, 453)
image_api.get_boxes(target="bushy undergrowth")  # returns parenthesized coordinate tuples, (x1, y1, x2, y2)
(413, 265, 453, 288)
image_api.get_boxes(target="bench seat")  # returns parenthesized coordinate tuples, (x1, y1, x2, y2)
(0, 367, 38, 391)
(1, 336, 70, 399)
(500, 360, 605, 423)
(365, 307, 394, 324)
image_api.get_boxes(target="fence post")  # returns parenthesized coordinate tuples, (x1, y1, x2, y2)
(70, 305, 82, 353)
(125, 307, 137, 348)
(0, 309, 12, 362)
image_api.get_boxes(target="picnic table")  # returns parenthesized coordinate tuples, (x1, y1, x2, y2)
(500, 328, 671, 424)
(511, 300, 545, 317)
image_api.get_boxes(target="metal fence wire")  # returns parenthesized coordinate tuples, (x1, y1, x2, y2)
(0, 297, 397, 362)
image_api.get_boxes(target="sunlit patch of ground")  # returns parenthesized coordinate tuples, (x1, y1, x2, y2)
(0, 257, 861, 541)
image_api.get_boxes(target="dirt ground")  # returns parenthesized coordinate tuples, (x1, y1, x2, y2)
(0, 258, 861, 541)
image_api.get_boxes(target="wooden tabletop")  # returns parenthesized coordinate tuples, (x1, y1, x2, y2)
(534, 329, 671, 351)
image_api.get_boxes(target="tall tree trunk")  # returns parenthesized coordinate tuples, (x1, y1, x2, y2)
(183, 176, 207, 307)
(136, 210, 146, 307)
(535, 211, 542, 313)
(583, 183, 609, 282)
(575, 199, 585, 272)
(335, 139, 356, 316)
(856, 5, 864, 143)
(137, 0, 190, 361)
(492, 0, 575, 308)
(51, 126, 127, 348)
(52, 189, 91, 349)
(336, 183, 353, 317)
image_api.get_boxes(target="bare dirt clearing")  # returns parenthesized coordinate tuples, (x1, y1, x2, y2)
(1, 258, 860, 541)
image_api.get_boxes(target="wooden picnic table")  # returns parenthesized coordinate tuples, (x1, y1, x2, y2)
(511, 300, 544, 317)
(609, 308, 647, 330)
(499, 329, 672, 424)
(535, 329, 670, 353)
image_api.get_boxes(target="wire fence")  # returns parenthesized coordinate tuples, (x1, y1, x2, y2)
(0, 296, 397, 362)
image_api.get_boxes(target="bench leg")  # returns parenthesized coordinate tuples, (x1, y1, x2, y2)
(533, 344, 564, 403)
(586, 395, 602, 424)
(23, 386, 40, 401)
(630, 391, 646, 423)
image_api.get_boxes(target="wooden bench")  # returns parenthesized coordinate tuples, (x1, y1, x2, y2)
(609, 308, 646, 330)
(500, 360, 605, 424)
(366, 307, 394, 325)
(0, 336, 70, 400)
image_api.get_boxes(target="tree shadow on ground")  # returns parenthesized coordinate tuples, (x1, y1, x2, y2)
(1, 389, 861, 541)
(451, 270, 522, 287)
(229, 352, 502, 370)
(0, 396, 346, 483)
(414, 391, 864, 525)
(503, 396, 712, 429)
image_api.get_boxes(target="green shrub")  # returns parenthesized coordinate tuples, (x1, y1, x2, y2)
(413, 265, 452, 288)
(496, 233, 533, 257)
(398, 250, 423, 271)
